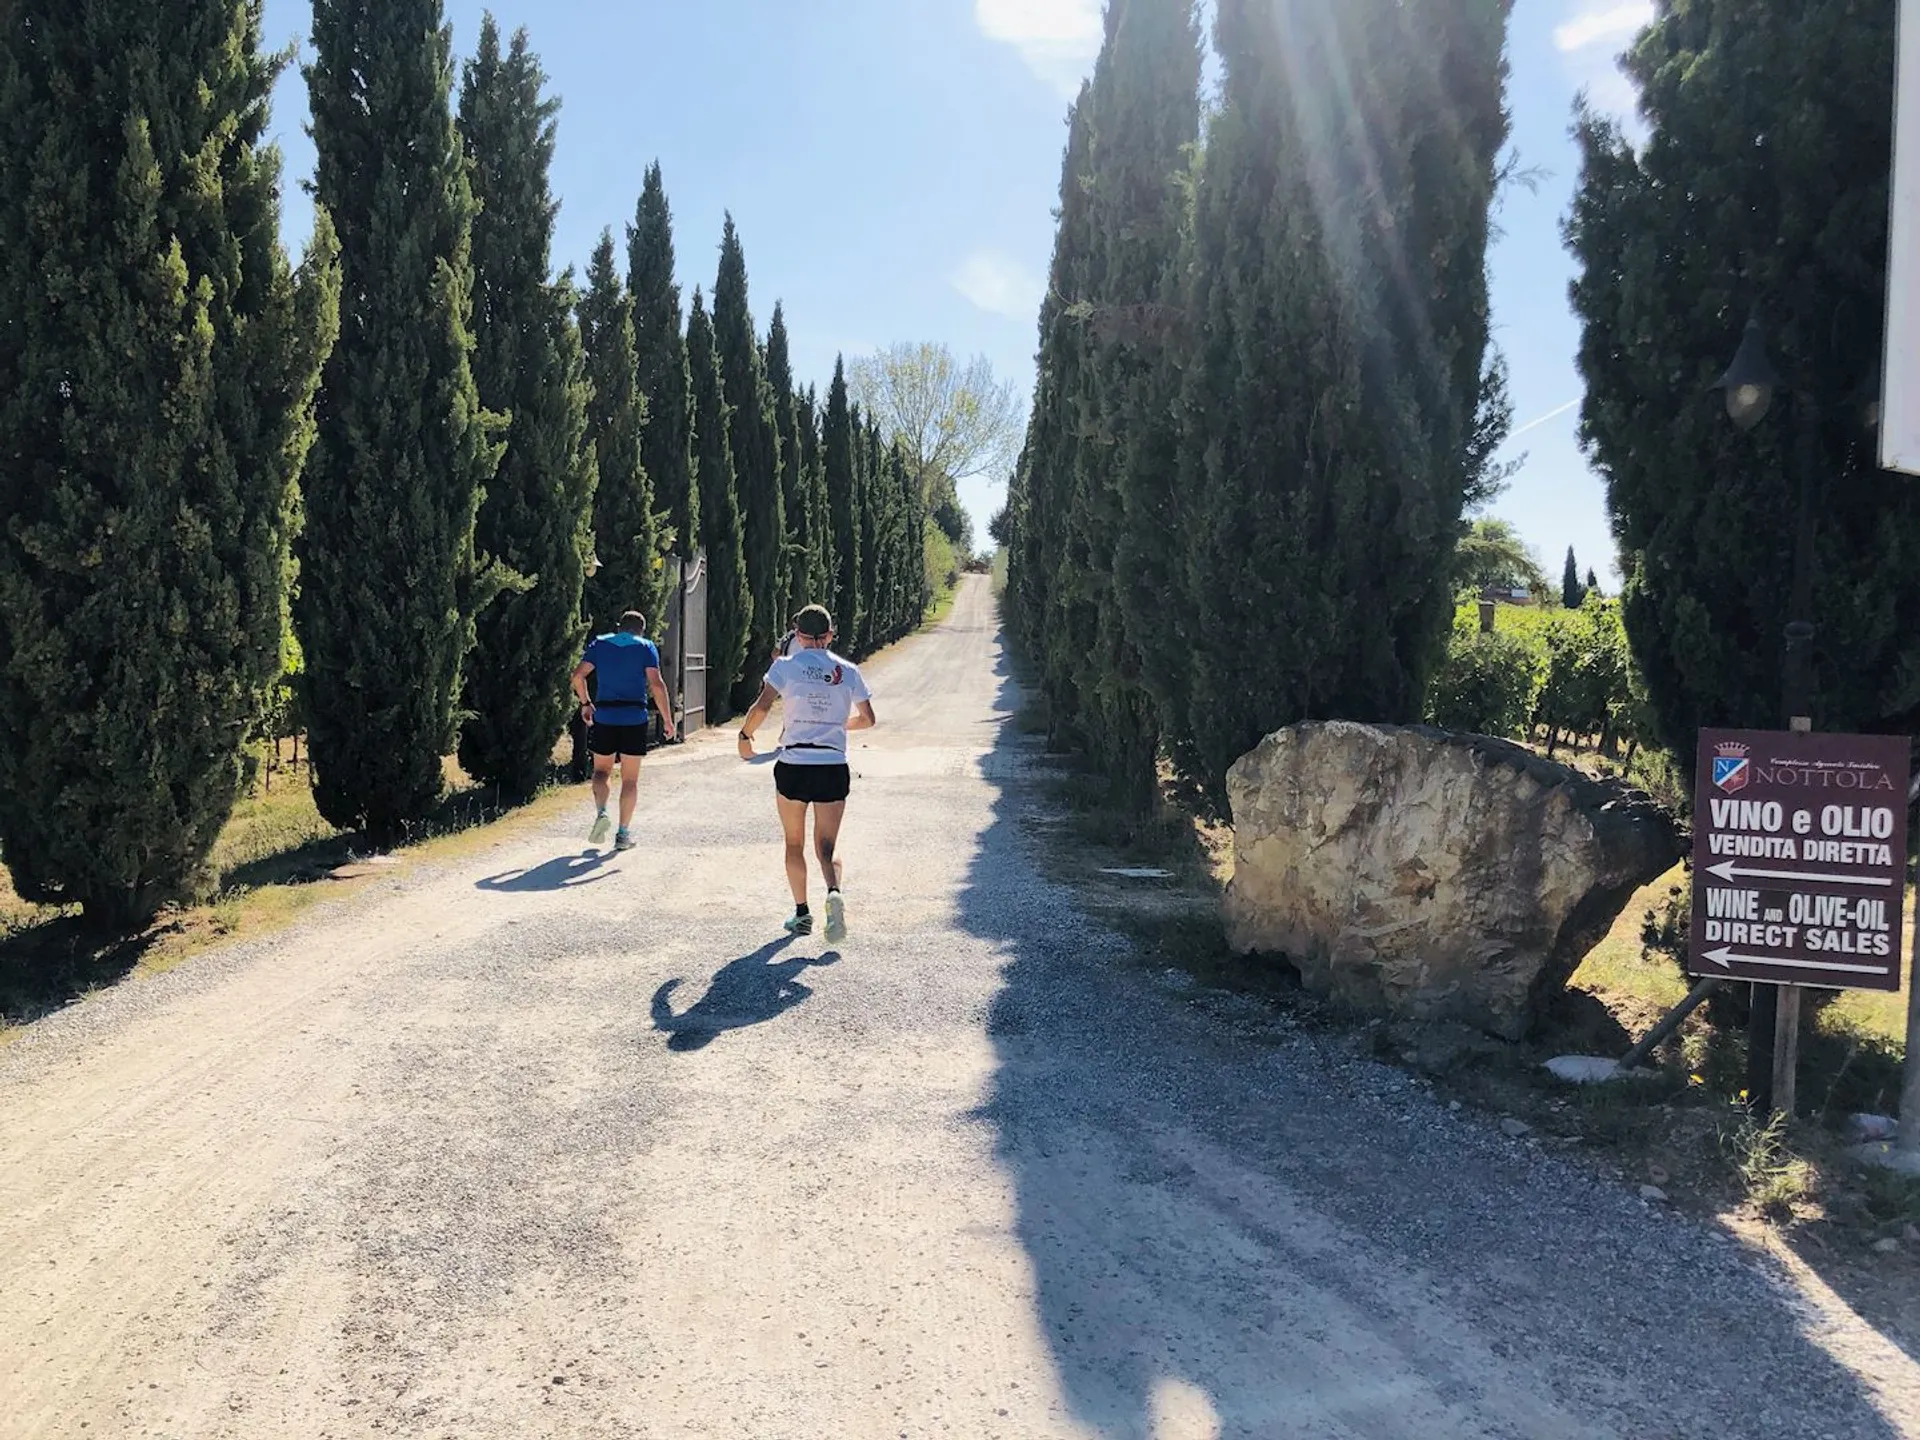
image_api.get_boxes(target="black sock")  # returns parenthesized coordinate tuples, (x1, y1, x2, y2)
(795, 903, 810, 917)
(828, 886, 840, 896)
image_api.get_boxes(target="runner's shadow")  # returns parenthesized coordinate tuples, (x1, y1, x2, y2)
(650, 938, 840, 1052)
(474, 850, 616, 893)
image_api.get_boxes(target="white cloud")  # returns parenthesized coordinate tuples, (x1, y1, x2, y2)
(1554, 1, 1654, 54)
(951, 250, 1044, 320)
(976, 0, 1103, 98)
(1556, 1, 1652, 130)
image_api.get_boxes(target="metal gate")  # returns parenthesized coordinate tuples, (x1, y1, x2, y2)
(657, 550, 708, 740)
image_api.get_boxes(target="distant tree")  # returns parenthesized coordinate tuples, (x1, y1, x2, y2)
(687, 289, 750, 722)
(849, 342, 1022, 549)
(1568, 0, 1920, 763)
(301, 0, 505, 841)
(0, 0, 339, 924)
(456, 18, 596, 801)
(1560, 546, 1586, 609)
(1585, 566, 1601, 596)
(1454, 519, 1548, 597)
(579, 231, 663, 636)
(629, 163, 696, 563)
(712, 216, 784, 707)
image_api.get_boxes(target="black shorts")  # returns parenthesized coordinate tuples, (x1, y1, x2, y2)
(774, 762, 850, 805)
(590, 722, 650, 759)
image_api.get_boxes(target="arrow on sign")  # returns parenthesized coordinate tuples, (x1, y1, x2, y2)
(1700, 947, 1888, 976)
(1706, 860, 1894, 887)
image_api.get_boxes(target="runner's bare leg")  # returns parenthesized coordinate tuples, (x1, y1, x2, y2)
(618, 752, 642, 831)
(778, 795, 810, 906)
(812, 801, 846, 893)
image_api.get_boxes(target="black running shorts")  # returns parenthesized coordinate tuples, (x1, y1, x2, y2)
(589, 721, 650, 759)
(774, 761, 851, 804)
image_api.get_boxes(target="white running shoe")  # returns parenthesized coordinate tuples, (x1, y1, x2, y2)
(588, 811, 612, 846)
(824, 891, 847, 944)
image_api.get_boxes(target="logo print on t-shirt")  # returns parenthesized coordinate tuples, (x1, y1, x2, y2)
(829, 665, 844, 687)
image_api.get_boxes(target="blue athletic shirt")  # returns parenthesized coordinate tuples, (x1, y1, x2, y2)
(583, 633, 660, 726)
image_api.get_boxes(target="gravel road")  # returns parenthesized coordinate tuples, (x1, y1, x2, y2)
(4, 575, 1919, 1439)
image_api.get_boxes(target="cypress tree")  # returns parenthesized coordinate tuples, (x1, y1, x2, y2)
(0, 0, 340, 924)
(302, 0, 505, 840)
(687, 289, 751, 722)
(856, 417, 886, 654)
(713, 217, 785, 706)
(629, 163, 696, 563)
(456, 19, 596, 801)
(1568, 0, 1920, 762)
(1561, 546, 1586, 609)
(799, 385, 834, 608)
(1096, 0, 1204, 802)
(579, 232, 663, 636)
(824, 359, 863, 639)
(766, 306, 813, 618)
(1179, 0, 1511, 804)
(1012, 86, 1099, 749)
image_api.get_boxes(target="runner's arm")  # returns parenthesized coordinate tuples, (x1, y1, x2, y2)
(571, 660, 596, 720)
(646, 666, 676, 739)
(737, 682, 780, 757)
(847, 699, 877, 731)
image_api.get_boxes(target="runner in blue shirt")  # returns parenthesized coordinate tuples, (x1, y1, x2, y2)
(570, 611, 675, 851)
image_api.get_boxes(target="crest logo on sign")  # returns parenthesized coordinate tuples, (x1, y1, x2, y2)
(1712, 742, 1751, 794)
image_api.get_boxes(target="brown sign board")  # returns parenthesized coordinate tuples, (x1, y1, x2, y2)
(1689, 728, 1911, 992)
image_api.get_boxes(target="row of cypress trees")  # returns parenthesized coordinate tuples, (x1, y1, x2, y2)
(1003, 0, 1514, 813)
(0, 0, 934, 925)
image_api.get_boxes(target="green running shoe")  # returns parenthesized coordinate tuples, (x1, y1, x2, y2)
(824, 891, 847, 944)
(588, 810, 612, 846)
(783, 910, 814, 936)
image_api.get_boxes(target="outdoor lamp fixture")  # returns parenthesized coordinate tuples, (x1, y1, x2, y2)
(1714, 315, 1784, 431)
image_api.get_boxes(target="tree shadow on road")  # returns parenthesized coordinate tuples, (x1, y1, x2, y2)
(649, 937, 840, 1052)
(956, 628, 1909, 1439)
(474, 850, 618, 893)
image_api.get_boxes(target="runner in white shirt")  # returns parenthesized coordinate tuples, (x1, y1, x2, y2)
(737, 604, 876, 942)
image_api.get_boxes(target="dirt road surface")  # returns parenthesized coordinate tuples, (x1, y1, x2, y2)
(4, 576, 1919, 1438)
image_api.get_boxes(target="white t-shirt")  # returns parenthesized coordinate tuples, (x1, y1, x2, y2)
(765, 649, 871, 764)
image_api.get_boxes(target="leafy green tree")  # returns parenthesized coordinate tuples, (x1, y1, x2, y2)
(0, 0, 340, 924)
(301, 0, 505, 841)
(579, 232, 663, 636)
(823, 359, 863, 639)
(1454, 518, 1548, 596)
(629, 163, 696, 563)
(849, 342, 1021, 548)
(1179, 0, 1513, 806)
(687, 289, 751, 721)
(766, 307, 814, 620)
(1560, 546, 1586, 609)
(456, 18, 595, 801)
(713, 217, 784, 705)
(1567, 0, 1920, 764)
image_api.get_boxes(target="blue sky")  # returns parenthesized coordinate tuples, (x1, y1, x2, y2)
(258, 0, 1651, 584)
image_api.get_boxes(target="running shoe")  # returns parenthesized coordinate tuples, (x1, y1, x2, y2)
(784, 910, 814, 936)
(824, 891, 847, 944)
(614, 828, 636, 852)
(588, 811, 612, 845)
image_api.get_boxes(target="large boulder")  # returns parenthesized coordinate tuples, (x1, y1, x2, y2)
(1224, 722, 1682, 1040)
